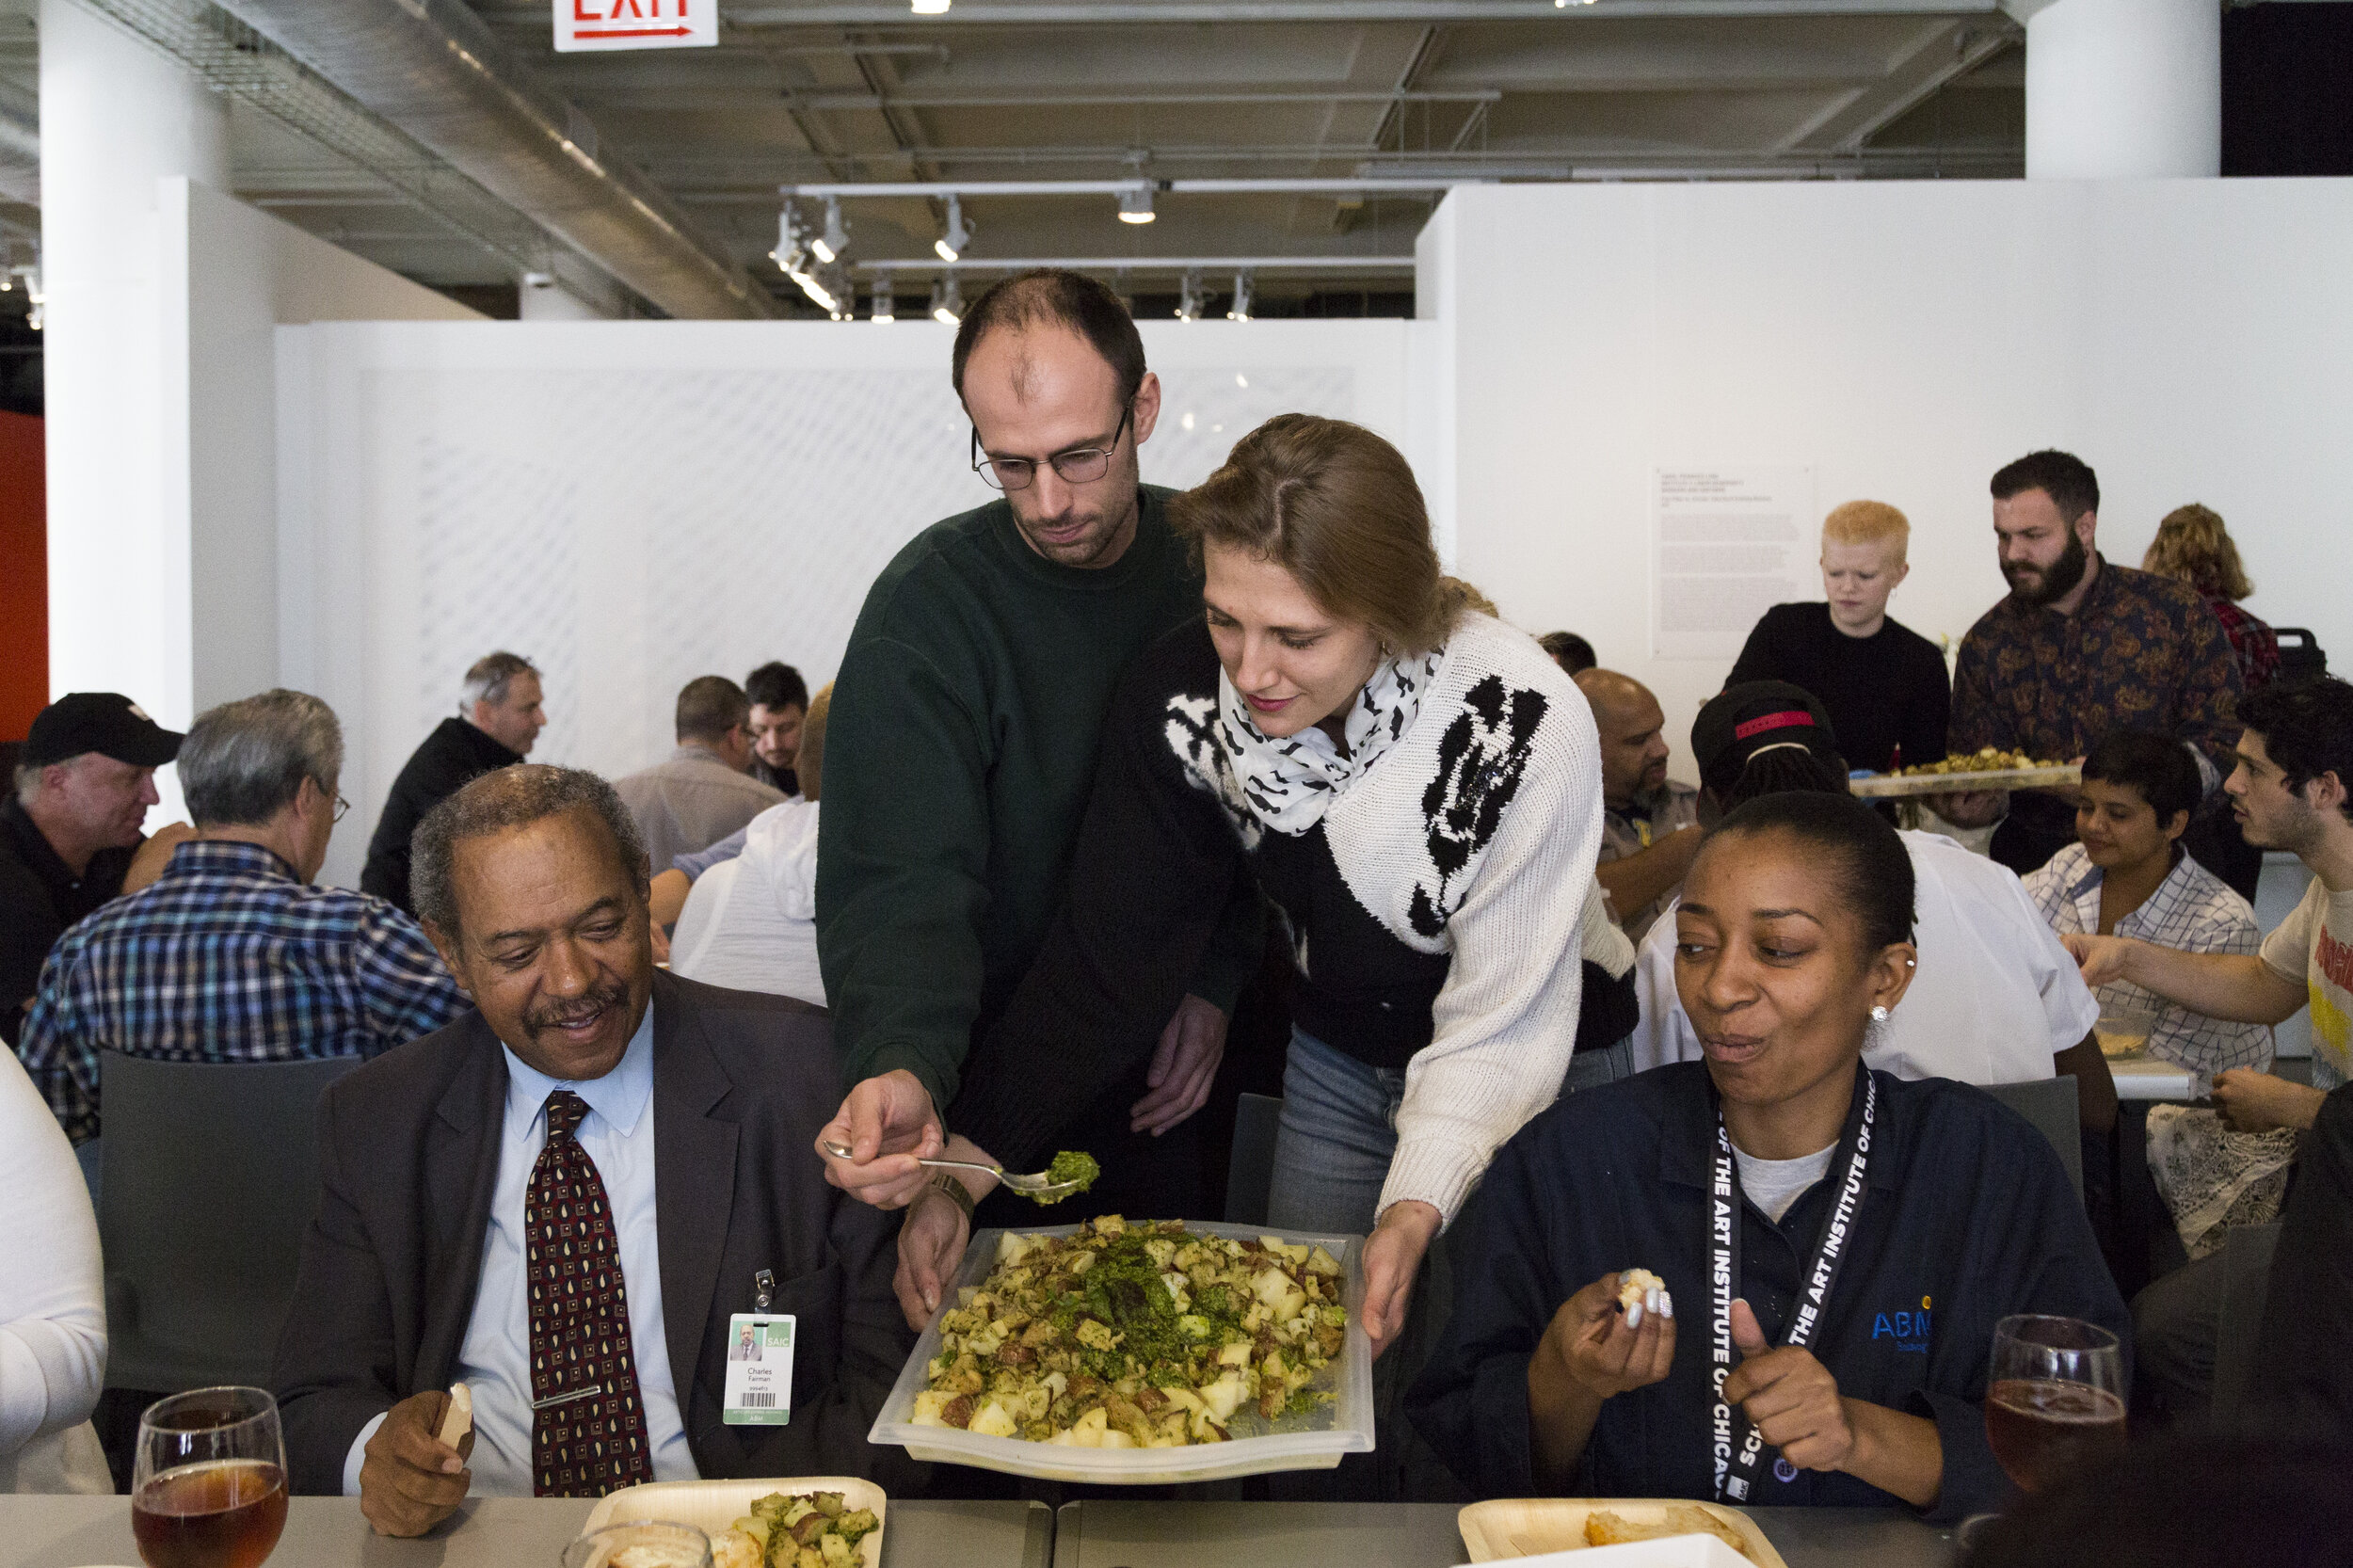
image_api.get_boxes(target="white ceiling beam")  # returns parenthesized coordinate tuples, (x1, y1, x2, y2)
(1773, 17, 2017, 152)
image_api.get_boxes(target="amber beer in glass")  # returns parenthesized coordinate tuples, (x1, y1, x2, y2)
(1984, 1315, 2127, 1494)
(131, 1387, 289, 1568)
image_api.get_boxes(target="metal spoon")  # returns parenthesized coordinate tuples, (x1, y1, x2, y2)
(820, 1139, 1089, 1201)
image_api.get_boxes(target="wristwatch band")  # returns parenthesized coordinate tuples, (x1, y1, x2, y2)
(925, 1170, 975, 1224)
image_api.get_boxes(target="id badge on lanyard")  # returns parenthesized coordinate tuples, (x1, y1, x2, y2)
(724, 1270, 795, 1428)
(1708, 1066, 1875, 1502)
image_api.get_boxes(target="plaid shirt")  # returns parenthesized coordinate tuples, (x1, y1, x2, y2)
(1952, 559, 2244, 788)
(15, 839, 469, 1144)
(2203, 592, 2281, 692)
(2023, 841, 2271, 1088)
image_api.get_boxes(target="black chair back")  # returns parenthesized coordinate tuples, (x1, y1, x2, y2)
(1224, 1093, 1283, 1226)
(97, 1051, 358, 1392)
(1983, 1075, 2085, 1205)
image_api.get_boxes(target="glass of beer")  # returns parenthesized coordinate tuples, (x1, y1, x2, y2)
(1984, 1315, 2127, 1494)
(131, 1386, 289, 1568)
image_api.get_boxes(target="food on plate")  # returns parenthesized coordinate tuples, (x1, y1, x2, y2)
(713, 1490, 879, 1568)
(1584, 1504, 1753, 1559)
(908, 1215, 1347, 1447)
(1616, 1269, 1665, 1311)
(1894, 747, 2065, 777)
(610, 1544, 711, 1568)
(1030, 1149, 1101, 1206)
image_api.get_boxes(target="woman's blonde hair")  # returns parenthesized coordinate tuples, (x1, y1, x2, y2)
(1168, 414, 1482, 654)
(2143, 504, 2253, 601)
(1821, 500, 1910, 557)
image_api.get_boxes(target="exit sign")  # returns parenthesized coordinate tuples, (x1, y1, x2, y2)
(554, 0, 715, 52)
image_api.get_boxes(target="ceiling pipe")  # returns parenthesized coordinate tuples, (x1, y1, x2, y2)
(780, 178, 1460, 198)
(210, 0, 778, 319)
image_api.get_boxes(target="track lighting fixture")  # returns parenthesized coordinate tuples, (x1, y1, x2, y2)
(1176, 268, 1204, 323)
(931, 273, 964, 326)
(872, 280, 895, 323)
(934, 195, 972, 263)
(1118, 184, 1155, 225)
(1225, 270, 1254, 321)
(812, 196, 849, 264)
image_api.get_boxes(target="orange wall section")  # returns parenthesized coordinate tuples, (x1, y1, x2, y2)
(0, 409, 45, 741)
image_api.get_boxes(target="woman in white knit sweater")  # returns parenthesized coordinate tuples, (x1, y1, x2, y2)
(907, 414, 1609, 1359)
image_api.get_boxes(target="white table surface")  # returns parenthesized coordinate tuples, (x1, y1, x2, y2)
(2109, 1057, 2198, 1101)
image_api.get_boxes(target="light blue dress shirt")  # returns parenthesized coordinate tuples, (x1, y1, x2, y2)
(343, 1005, 698, 1496)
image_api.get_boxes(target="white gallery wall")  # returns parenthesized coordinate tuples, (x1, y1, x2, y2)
(1417, 178, 2353, 779)
(278, 318, 1414, 889)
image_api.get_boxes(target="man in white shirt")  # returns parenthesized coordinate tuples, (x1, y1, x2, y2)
(271, 765, 915, 1533)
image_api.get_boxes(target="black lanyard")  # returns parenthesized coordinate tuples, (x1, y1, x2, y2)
(1708, 1064, 1877, 1503)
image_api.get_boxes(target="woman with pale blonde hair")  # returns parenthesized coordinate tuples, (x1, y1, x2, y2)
(2144, 504, 2280, 692)
(1727, 500, 1949, 776)
(894, 414, 1612, 1392)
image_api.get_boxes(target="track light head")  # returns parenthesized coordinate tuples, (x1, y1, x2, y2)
(934, 194, 972, 263)
(931, 273, 964, 326)
(1118, 184, 1156, 225)
(812, 196, 849, 264)
(872, 280, 896, 323)
(1225, 270, 1254, 322)
(1176, 268, 1204, 323)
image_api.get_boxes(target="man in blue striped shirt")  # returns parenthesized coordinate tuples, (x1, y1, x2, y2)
(17, 689, 469, 1145)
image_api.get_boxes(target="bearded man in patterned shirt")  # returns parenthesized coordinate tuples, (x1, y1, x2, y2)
(1935, 450, 2243, 878)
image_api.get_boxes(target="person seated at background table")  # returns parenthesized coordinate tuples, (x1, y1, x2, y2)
(1576, 667, 1701, 942)
(2142, 503, 2281, 903)
(1934, 450, 2242, 880)
(16, 689, 468, 1146)
(1409, 791, 2130, 1520)
(895, 415, 1606, 1377)
(614, 675, 787, 872)
(1539, 630, 1596, 676)
(360, 651, 547, 919)
(1630, 683, 2110, 1123)
(744, 660, 809, 798)
(670, 683, 832, 1005)
(271, 765, 916, 1535)
(0, 1045, 107, 1495)
(2023, 728, 2270, 1092)
(2067, 679, 2353, 1429)
(1727, 500, 1949, 777)
(2, 692, 190, 1049)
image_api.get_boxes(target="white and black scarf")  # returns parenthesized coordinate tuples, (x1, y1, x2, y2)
(1217, 647, 1443, 834)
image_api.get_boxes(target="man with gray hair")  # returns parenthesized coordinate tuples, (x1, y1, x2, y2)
(614, 675, 785, 872)
(361, 652, 547, 918)
(17, 689, 467, 1144)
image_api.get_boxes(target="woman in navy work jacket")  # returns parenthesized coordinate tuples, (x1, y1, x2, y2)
(1407, 792, 2129, 1520)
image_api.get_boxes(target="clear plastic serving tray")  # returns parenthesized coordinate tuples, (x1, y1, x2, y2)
(867, 1218, 1374, 1484)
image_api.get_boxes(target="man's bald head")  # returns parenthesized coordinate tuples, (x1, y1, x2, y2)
(1577, 668, 1672, 808)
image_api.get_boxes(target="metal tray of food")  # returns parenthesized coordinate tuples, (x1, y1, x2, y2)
(1849, 763, 2080, 798)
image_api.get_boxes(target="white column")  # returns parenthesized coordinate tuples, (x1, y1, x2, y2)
(2007, 0, 2220, 179)
(40, 0, 228, 728)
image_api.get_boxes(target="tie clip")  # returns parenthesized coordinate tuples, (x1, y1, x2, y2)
(532, 1384, 605, 1412)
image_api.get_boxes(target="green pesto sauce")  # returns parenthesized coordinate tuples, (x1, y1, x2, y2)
(1032, 1149, 1100, 1204)
(1050, 1230, 1248, 1376)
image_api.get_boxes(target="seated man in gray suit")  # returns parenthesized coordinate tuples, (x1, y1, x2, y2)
(272, 765, 918, 1536)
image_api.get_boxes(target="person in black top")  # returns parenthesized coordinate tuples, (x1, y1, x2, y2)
(1409, 792, 2128, 1521)
(1728, 501, 1949, 776)
(2, 694, 184, 1046)
(359, 651, 544, 917)
(2249, 1080, 2353, 1439)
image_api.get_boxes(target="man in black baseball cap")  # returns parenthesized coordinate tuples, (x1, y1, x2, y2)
(3, 693, 187, 1045)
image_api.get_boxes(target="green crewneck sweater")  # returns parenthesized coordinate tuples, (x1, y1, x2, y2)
(817, 485, 1256, 1110)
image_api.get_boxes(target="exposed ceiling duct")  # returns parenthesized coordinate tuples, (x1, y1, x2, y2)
(0, 100, 38, 208)
(208, 0, 779, 320)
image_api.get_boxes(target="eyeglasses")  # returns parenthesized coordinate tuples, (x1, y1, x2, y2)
(332, 793, 352, 824)
(971, 406, 1132, 492)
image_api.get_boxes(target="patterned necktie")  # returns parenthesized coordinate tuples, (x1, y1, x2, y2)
(525, 1089, 655, 1497)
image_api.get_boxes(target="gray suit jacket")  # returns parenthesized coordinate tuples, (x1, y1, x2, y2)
(271, 969, 921, 1496)
(616, 746, 787, 873)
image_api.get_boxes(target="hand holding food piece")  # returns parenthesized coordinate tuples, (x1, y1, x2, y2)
(358, 1388, 472, 1538)
(1547, 1271, 1675, 1400)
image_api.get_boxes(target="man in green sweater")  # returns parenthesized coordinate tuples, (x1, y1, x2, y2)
(816, 271, 1255, 1320)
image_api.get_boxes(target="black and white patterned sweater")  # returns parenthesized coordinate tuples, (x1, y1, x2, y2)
(950, 611, 1608, 1224)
